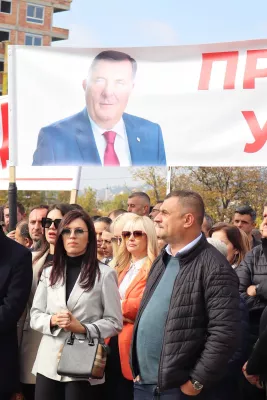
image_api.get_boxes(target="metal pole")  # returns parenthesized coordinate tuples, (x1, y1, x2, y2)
(8, 166, 17, 231)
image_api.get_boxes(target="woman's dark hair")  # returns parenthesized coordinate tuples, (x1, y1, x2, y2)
(35, 203, 73, 274)
(50, 209, 100, 291)
(209, 222, 250, 266)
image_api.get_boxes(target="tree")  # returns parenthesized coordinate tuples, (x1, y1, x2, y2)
(131, 167, 167, 203)
(182, 167, 267, 222)
(77, 187, 97, 214)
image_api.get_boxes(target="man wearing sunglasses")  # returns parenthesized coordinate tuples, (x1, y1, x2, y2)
(131, 190, 241, 400)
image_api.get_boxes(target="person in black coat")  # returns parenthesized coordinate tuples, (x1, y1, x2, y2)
(0, 225, 32, 400)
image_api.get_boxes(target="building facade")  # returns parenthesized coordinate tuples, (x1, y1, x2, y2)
(0, 0, 72, 93)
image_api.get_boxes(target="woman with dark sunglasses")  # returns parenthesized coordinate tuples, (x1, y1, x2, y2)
(109, 212, 138, 268)
(19, 203, 71, 400)
(104, 215, 158, 400)
(30, 209, 122, 400)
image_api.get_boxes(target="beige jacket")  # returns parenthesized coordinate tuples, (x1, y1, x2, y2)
(19, 250, 50, 384)
(30, 262, 123, 383)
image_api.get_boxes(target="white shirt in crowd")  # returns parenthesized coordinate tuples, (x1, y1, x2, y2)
(165, 233, 202, 257)
(119, 256, 148, 300)
(89, 116, 132, 166)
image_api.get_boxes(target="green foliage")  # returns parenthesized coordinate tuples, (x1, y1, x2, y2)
(77, 187, 97, 213)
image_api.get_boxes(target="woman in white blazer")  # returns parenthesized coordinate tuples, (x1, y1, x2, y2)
(30, 209, 123, 400)
(19, 203, 71, 400)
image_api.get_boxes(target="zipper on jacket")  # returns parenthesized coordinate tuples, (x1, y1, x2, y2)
(157, 258, 183, 392)
(131, 262, 165, 378)
(153, 386, 160, 398)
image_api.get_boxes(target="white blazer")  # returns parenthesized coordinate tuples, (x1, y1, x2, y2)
(30, 262, 123, 383)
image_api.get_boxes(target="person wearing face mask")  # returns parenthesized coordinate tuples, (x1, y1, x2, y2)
(19, 204, 71, 400)
(104, 216, 158, 400)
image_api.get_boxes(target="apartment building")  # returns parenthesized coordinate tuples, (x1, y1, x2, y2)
(0, 0, 72, 93)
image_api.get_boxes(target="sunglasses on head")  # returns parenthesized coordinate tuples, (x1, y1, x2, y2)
(42, 217, 62, 229)
(121, 230, 146, 240)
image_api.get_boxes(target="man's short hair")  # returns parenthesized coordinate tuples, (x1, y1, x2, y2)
(108, 209, 127, 219)
(165, 190, 205, 226)
(234, 205, 256, 222)
(17, 220, 31, 241)
(128, 192, 150, 205)
(91, 215, 101, 221)
(29, 204, 49, 214)
(4, 201, 25, 215)
(94, 216, 112, 225)
(204, 213, 214, 230)
(91, 50, 137, 79)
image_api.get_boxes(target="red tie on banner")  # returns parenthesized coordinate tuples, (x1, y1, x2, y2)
(0, 101, 9, 168)
(103, 130, 120, 166)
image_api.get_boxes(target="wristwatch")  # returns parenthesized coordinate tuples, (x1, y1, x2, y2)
(190, 378, 204, 391)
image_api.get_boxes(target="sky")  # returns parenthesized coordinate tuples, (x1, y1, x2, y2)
(52, 0, 267, 190)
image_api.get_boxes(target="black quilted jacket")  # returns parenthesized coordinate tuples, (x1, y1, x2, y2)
(235, 239, 267, 349)
(130, 234, 241, 391)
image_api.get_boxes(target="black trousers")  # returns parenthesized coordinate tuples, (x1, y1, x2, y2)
(35, 373, 104, 400)
(103, 335, 133, 400)
(21, 383, 35, 400)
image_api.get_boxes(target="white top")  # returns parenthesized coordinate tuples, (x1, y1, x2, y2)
(89, 115, 132, 166)
(119, 256, 148, 300)
(165, 233, 202, 257)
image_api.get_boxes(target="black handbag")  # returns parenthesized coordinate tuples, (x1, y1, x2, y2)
(57, 323, 109, 380)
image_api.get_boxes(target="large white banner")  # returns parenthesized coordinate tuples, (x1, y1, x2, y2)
(8, 39, 267, 166)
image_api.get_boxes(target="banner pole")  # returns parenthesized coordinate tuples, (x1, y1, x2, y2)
(8, 166, 17, 231)
(166, 167, 172, 195)
(2, 41, 17, 231)
(69, 167, 82, 204)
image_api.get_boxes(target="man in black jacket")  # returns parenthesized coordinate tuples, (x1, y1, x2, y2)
(235, 203, 267, 400)
(131, 190, 241, 399)
(0, 225, 32, 400)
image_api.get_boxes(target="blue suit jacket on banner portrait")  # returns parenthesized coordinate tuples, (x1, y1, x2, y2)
(32, 108, 166, 166)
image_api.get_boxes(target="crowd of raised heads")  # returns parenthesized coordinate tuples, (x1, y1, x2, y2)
(1, 192, 267, 400)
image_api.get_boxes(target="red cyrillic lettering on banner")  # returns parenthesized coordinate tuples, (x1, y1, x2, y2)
(198, 51, 239, 90)
(244, 50, 267, 89)
(0, 102, 9, 168)
(243, 111, 267, 153)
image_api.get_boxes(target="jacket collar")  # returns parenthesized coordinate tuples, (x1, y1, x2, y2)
(162, 233, 208, 265)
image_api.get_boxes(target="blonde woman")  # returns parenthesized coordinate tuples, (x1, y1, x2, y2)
(104, 216, 158, 400)
(109, 212, 137, 267)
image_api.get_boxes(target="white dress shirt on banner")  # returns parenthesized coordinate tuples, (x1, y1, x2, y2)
(89, 116, 132, 166)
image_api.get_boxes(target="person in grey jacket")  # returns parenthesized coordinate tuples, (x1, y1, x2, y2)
(30, 209, 123, 400)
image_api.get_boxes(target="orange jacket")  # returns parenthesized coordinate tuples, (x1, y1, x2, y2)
(117, 264, 147, 380)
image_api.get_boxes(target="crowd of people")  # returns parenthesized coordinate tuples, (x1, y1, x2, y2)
(1, 191, 267, 400)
